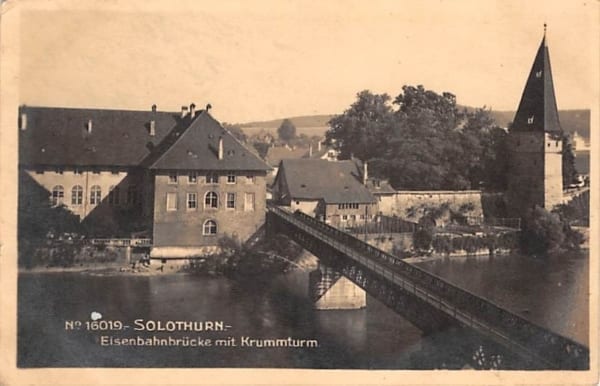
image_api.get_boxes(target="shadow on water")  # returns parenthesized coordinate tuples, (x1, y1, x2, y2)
(17, 267, 554, 369)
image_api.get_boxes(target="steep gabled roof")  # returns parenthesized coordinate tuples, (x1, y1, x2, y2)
(511, 32, 562, 133)
(278, 159, 376, 204)
(19, 106, 180, 167)
(150, 112, 271, 171)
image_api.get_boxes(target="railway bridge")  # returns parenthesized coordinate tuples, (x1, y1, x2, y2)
(266, 205, 589, 370)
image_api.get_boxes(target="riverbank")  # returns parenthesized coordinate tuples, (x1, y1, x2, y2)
(19, 261, 178, 276)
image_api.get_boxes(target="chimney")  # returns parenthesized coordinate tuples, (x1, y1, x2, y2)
(363, 160, 368, 185)
(318, 140, 321, 151)
(181, 105, 188, 118)
(149, 120, 156, 136)
(87, 119, 93, 134)
(206, 103, 212, 113)
(19, 112, 27, 130)
(150, 104, 156, 136)
(190, 103, 196, 118)
(218, 136, 224, 160)
(308, 144, 313, 158)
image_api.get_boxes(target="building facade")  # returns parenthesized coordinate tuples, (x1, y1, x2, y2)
(18, 104, 270, 257)
(149, 112, 270, 257)
(506, 31, 564, 215)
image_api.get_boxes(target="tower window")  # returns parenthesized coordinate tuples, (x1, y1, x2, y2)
(527, 116, 534, 124)
(535, 70, 542, 78)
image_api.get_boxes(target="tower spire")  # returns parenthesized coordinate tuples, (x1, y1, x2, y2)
(511, 27, 561, 133)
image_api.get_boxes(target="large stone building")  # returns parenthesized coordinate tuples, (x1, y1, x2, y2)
(18, 104, 270, 258)
(506, 30, 564, 215)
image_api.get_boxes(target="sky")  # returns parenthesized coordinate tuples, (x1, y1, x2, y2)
(17, 0, 598, 123)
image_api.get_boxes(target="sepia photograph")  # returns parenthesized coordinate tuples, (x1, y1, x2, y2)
(0, 0, 598, 384)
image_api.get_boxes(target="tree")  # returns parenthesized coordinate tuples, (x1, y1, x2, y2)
(520, 206, 582, 255)
(561, 132, 578, 188)
(326, 86, 507, 191)
(326, 90, 394, 161)
(277, 119, 297, 142)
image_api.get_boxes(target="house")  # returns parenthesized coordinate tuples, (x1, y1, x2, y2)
(272, 159, 377, 228)
(149, 110, 271, 258)
(18, 103, 270, 258)
(302, 140, 339, 162)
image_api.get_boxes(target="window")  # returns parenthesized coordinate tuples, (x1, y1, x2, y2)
(342, 215, 348, 220)
(203, 220, 217, 235)
(527, 116, 534, 124)
(55, 167, 64, 175)
(338, 203, 359, 210)
(166, 192, 177, 211)
(71, 185, 83, 205)
(244, 193, 255, 211)
(108, 186, 120, 205)
(35, 169, 44, 174)
(51, 185, 64, 206)
(187, 193, 197, 210)
(111, 168, 119, 175)
(168, 172, 178, 184)
(205, 191, 218, 208)
(74, 167, 82, 175)
(90, 185, 101, 205)
(92, 168, 100, 174)
(226, 193, 235, 209)
(188, 171, 197, 184)
(226, 172, 236, 184)
(127, 186, 138, 204)
(206, 172, 218, 184)
(245, 175, 254, 184)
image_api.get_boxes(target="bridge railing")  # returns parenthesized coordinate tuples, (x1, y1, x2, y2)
(268, 206, 588, 368)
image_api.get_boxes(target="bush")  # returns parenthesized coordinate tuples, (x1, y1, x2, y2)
(520, 206, 582, 255)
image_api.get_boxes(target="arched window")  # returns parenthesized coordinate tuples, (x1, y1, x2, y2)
(90, 185, 102, 205)
(203, 220, 217, 235)
(204, 191, 218, 208)
(51, 185, 64, 206)
(71, 185, 83, 205)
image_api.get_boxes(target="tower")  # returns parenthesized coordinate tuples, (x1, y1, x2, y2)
(506, 26, 563, 215)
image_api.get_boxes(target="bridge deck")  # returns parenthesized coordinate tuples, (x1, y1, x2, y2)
(267, 205, 589, 370)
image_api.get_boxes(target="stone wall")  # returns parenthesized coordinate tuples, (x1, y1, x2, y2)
(379, 190, 484, 223)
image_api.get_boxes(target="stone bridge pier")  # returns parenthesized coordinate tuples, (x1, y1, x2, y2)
(309, 262, 366, 310)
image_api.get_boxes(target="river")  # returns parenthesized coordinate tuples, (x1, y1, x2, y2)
(18, 251, 588, 369)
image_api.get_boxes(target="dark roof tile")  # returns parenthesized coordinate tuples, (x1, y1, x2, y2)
(277, 159, 375, 204)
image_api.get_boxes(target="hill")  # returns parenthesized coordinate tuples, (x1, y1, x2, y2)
(239, 109, 590, 139)
(489, 109, 590, 137)
(239, 114, 334, 129)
